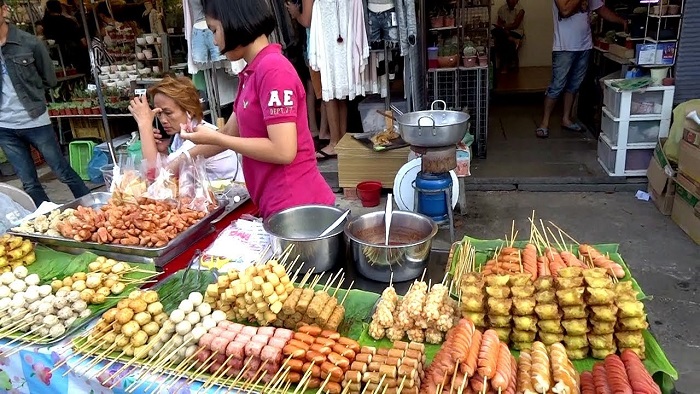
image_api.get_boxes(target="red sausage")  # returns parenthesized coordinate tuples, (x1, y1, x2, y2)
(294, 332, 316, 344)
(581, 371, 595, 394)
(604, 355, 633, 394)
(620, 350, 661, 394)
(593, 364, 613, 394)
(298, 325, 323, 336)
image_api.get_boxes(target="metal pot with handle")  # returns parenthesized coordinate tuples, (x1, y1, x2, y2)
(395, 100, 470, 147)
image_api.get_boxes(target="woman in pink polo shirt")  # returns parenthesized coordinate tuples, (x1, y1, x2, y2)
(180, 0, 335, 219)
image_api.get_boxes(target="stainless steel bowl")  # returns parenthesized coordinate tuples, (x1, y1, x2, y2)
(263, 205, 347, 273)
(344, 210, 438, 282)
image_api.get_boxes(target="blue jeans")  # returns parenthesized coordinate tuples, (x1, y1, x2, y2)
(191, 28, 226, 64)
(0, 124, 90, 205)
(546, 50, 591, 99)
(368, 10, 399, 43)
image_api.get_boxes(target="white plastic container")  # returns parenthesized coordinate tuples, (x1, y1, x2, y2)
(601, 109, 667, 145)
(597, 134, 654, 177)
(602, 79, 674, 120)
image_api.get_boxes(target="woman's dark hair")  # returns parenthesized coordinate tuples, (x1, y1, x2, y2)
(95, 1, 109, 18)
(46, 0, 63, 14)
(203, 0, 276, 54)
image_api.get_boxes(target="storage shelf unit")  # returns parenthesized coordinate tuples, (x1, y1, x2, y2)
(597, 79, 674, 176)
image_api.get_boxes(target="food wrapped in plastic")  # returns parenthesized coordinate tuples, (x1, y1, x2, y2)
(582, 268, 607, 279)
(566, 346, 589, 360)
(488, 314, 512, 328)
(512, 297, 536, 316)
(583, 275, 613, 289)
(619, 345, 646, 360)
(558, 266, 584, 278)
(535, 276, 554, 291)
(509, 285, 534, 299)
(485, 285, 511, 298)
(589, 305, 618, 322)
(586, 288, 616, 305)
(563, 334, 588, 349)
(461, 284, 484, 297)
(534, 303, 561, 320)
(535, 289, 556, 304)
(617, 316, 648, 331)
(555, 276, 585, 289)
(512, 341, 533, 351)
(463, 311, 487, 327)
(617, 300, 645, 318)
(485, 274, 510, 287)
(588, 333, 614, 350)
(538, 332, 564, 345)
(513, 315, 538, 331)
(493, 327, 511, 343)
(537, 319, 564, 334)
(511, 329, 537, 343)
(461, 272, 484, 285)
(590, 320, 615, 335)
(487, 297, 513, 315)
(561, 319, 589, 335)
(591, 347, 617, 359)
(615, 331, 644, 348)
(556, 287, 585, 306)
(509, 273, 532, 287)
(461, 294, 486, 313)
(562, 305, 588, 320)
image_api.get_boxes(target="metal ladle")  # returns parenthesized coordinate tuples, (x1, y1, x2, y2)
(385, 193, 393, 245)
(318, 209, 351, 237)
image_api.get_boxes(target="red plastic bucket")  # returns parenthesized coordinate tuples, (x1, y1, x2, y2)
(356, 181, 382, 207)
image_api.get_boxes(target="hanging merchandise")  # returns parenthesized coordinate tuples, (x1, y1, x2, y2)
(308, 0, 370, 101)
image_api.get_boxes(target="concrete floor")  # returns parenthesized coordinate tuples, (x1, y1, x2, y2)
(5, 165, 699, 393)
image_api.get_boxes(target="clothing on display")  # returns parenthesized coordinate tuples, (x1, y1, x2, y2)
(308, 0, 369, 101)
(367, 8, 398, 44)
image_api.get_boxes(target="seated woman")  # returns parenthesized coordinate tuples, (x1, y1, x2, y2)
(128, 76, 242, 181)
(178, 0, 335, 219)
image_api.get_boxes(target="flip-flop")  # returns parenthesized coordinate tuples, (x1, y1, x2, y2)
(562, 122, 584, 132)
(536, 127, 549, 139)
(315, 150, 337, 161)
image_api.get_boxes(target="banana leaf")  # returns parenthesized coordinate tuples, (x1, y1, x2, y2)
(5, 245, 155, 345)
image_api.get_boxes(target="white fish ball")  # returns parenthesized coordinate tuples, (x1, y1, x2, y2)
(175, 320, 192, 336)
(38, 285, 52, 297)
(169, 309, 185, 324)
(0, 285, 11, 298)
(196, 303, 211, 317)
(0, 272, 15, 285)
(79, 309, 91, 319)
(185, 344, 198, 358)
(9, 281, 26, 293)
(12, 266, 28, 279)
(171, 334, 184, 347)
(25, 274, 40, 286)
(42, 315, 59, 326)
(178, 300, 194, 314)
(211, 310, 226, 323)
(186, 311, 200, 325)
(49, 324, 66, 338)
(201, 316, 216, 331)
(187, 292, 204, 307)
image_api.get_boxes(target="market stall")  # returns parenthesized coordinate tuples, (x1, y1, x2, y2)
(0, 197, 680, 393)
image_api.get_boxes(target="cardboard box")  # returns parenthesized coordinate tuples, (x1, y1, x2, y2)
(647, 155, 675, 215)
(671, 173, 700, 244)
(336, 134, 411, 189)
(682, 128, 700, 149)
(678, 140, 700, 184)
(609, 44, 634, 60)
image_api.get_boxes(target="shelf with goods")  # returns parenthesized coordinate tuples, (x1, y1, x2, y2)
(635, 0, 684, 69)
(135, 33, 172, 73)
(422, 0, 490, 159)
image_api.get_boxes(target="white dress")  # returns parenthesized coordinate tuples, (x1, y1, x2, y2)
(309, 0, 369, 101)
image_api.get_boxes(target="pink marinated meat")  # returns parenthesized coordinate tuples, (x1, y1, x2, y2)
(261, 345, 282, 365)
(257, 327, 276, 337)
(274, 328, 294, 340)
(245, 341, 265, 358)
(251, 334, 270, 345)
(241, 326, 258, 336)
(268, 337, 288, 349)
(226, 341, 246, 358)
(198, 333, 215, 348)
(229, 323, 245, 333)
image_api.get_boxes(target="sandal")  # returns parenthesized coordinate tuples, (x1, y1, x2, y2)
(315, 150, 337, 161)
(536, 127, 549, 139)
(562, 122, 584, 132)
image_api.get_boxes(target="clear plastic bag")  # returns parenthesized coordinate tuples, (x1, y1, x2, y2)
(0, 192, 32, 234)
(145, 154, 178, 201)
(178, 154, 216, 213)
(111, 156, 147, 204)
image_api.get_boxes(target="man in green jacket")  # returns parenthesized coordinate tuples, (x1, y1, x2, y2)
(0, 0, 89, 205)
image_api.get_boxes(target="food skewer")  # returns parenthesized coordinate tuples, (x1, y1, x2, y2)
(211, 355, 256, 394)
(197, 353, 237, 393)
(292, 360, 316, 394)
(130, 344, 204, 392)
(71, 341, 118, 376)
(49, 336, 108, 375)
(52, 336, 109, 375)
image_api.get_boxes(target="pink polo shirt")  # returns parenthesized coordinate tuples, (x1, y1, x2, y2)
(234, 44, 335, 219)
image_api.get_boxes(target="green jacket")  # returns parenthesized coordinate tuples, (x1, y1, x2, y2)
(0, 24, 57, 118)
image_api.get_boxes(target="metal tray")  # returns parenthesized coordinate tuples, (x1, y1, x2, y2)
(9, 192, 225, 258)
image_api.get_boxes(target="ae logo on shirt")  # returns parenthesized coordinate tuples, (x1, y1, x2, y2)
(267, 90, 294, 116)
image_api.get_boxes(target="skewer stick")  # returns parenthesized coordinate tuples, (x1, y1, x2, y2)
(292, 360, 316, 394)
(297, 268, 314, 287)
(289, 261, 304, 284)
(88, 349, 125, 380)
(54, 337, 109, 375)
(324, 269, 344, 292)
(49, 337, 105, 375)
(510, 220, 515, 248)
(547, 227, 566, 252)
(547, 221, 580, 245)
(482, 375, 488, 394)
(199, 353, 236, 392)
(248, 366, 269, 393)
(339, 281, 354, 307)
(225, 359, 268, 394)
(179, 350, 220, 388)
(420, 267, 427, 283)
(72, 341, 118, 376)
(372, 374, 387, 394)
(317, 371, 334, 393)
(450, 362, 460, 392)
(133, 343, 202, 392)
(459, 369, 469, 394)
(262, 364, 289, 393)
(0, 319, 35, 340)
(105, 331, 166, 383)
(0, 323, 46, 351)
(213, 355, 256, 394)
(264, 354, 294, 390)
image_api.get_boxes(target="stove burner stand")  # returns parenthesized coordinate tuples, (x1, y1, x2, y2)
(411, 146, 456, 242)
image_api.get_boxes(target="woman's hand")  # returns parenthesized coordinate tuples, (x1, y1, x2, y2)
(128, 95, 161, 127)
(154, 129, 170, 153)
(180, 124, 222, 145)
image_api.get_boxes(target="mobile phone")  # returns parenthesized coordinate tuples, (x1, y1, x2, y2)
(154, 117, 166, 137)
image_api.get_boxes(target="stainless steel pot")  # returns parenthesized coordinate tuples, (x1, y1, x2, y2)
(264, 205, 347, 273)
(344, 210, 438, 283)
(395, 100, 470, 147)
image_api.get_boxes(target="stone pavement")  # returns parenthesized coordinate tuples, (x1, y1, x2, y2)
(5, 167, 699, 393)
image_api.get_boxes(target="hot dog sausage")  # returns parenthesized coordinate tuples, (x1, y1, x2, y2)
(581, 371, 595, 394)
(604, 355, 633, 394)
(298, 325, 322, 336)
(477, 329, 499, 379)
(491, 342, 511, 390)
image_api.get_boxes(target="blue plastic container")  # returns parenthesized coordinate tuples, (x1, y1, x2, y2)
(415, 172, 452, 222)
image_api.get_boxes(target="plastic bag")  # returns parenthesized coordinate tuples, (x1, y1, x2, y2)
(0, 192, 31, 235)
(145, 154, 178, 201)
(88, 148, 110, 184)
(178, 154, 216, 213)
(111, 156, 147, 204)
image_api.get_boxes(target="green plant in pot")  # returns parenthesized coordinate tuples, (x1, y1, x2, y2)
(438, 43, 459, 68)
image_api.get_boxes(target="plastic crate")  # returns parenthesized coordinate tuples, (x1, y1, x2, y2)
(601, 109, 666, 146)
(597, 135, 654, 176)
(602, 80, 674, 120)
(69, 140, 96, 181)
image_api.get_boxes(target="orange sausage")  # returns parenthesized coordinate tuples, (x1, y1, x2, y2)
(338, 337, 361, 353)
(320, 330, 341, 340)
(287, 358, 304, 371)
(305, 350, 326, 364)
(332, 343, 356, 359)
(463, 329, 482, 377)
(491, 342, 511, 390)
(328, 352, 350, 369)
(324, 381, 342, 394)
(294, 332, 316, 344)
(286, 371, 302, 383)
(315, 337, 336, 347)
(283, 345, 305, 359)
(321, 361, 344, 380)
(476, 329, 499, 379)
(297, 325, 322, 336)
(310, 343, 332, 355)
(287, 339, 310, 351)
(302, 361, 321, 378)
